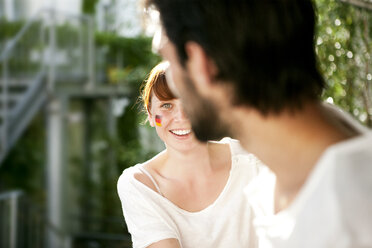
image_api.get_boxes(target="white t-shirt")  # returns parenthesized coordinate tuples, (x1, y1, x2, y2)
(117, 138, 261, 248)
(245, 109, 372, 248)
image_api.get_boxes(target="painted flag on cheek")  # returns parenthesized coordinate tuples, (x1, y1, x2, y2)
(155, 115, 162, 127)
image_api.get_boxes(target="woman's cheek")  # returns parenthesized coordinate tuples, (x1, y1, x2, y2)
(153, 112, 171, 141)
(155, 111, 172, 128)
(155, 115, 162, 127)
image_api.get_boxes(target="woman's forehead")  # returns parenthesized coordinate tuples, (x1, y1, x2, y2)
(151, 91, 177, 102)
(151, 94, 178, 104)
(151, 93, 161, 103)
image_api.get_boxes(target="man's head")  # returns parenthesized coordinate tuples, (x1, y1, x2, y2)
(147, 0, 325, 141)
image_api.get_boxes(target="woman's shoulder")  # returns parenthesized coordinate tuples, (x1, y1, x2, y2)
(212, 137, 250, 156)
(117, 164, 142, 192)
(213, 137, 266, 171)
(118, 151, 166, 196)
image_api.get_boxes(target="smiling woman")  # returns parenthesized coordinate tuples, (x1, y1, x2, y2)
(117, 61, 263, 248)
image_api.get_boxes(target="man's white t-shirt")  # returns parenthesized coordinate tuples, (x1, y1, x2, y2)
(245, 107, 372, 248)
(117, 138, 261, 248)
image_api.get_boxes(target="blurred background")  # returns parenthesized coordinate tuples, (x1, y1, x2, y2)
(0, 0, 371, 247)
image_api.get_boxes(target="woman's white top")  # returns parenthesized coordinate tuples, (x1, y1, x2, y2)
(245, 105, 372, 248)
(117, 138, 262, 248)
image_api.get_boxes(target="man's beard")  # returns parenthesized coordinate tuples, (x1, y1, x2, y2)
(181, 75, 231, 142)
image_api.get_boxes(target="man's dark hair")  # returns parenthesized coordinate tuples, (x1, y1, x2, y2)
(147, 0, 325, 114)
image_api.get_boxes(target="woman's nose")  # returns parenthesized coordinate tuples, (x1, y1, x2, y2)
(174, 105, 187, 121)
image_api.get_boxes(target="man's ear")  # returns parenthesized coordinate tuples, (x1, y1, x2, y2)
(184, 42, 218, 96)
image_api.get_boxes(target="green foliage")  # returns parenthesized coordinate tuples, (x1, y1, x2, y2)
(1, 16, 160, 235)
(96, 34, 158, 67)
(0, 114, 46, 202)
(61, 33, 160, 233)
(81, 0, 99, 15)
(0, 19, 43, 75)
(315, 0, 372, 126)
(116, 103, 155, 169)
(95, 32, 160, 86)
(0, 18, 92, 77)
(93, 31, 161, 168)
(0, 18, 24, 38)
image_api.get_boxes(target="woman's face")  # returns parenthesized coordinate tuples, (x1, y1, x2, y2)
(149, 94, 198, 151)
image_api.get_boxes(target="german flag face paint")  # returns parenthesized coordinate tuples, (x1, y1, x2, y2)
(155, 115, 162, 127)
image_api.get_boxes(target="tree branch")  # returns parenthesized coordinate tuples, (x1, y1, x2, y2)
(339, 0, 372, 11)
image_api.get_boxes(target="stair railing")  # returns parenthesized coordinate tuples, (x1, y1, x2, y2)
(0, 9, 46, 159)
(0, 9, 95, 164)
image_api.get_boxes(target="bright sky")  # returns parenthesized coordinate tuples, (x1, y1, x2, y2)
(5, 0, 143, 37)
(29, 0, 82, 16)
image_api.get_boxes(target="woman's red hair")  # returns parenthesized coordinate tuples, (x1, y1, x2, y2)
(141, 61, 176, 114)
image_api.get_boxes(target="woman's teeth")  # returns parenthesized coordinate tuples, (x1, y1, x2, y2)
(170, 129, 191, 136)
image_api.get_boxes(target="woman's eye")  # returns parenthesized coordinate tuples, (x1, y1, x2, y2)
(161, 103, 172, 109)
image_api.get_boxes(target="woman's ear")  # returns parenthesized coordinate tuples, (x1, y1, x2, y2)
(148, 111, 155, 127)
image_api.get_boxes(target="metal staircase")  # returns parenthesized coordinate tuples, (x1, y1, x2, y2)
(0, 9, 95, 165)
(0, 9, 133, 248)
(0, 72, 47, 163)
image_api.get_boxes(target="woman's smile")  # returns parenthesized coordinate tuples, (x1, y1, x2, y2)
(169, 129, 192, 138)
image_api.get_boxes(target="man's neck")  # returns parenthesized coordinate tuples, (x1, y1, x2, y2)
(233, 102, 350, 211)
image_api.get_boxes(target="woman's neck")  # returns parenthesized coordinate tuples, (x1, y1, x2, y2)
(163, 143, 212, 178)
(159, 141, 230, 180)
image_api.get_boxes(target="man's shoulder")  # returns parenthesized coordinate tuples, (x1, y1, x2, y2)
(332, 133, 372, 184)
(332, 134, 372, 245)
(304, 133, 372, 216)
(323, 133, 372, 214)
(324, 132, 372, 168)
(319, 133, 372, 193)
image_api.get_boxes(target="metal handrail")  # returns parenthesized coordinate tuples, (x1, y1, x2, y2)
(1, 55, 9, 152)
(0, 190, 71, 248)
(0, 11, 42, 62)
(0, 190, 130, 248)
(0, 190, 23, 248)
(0, 190, 23, 201)
(0, 8, 93, 62)
(0, 8, 45, 155)
(0, 7, 95, 162)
